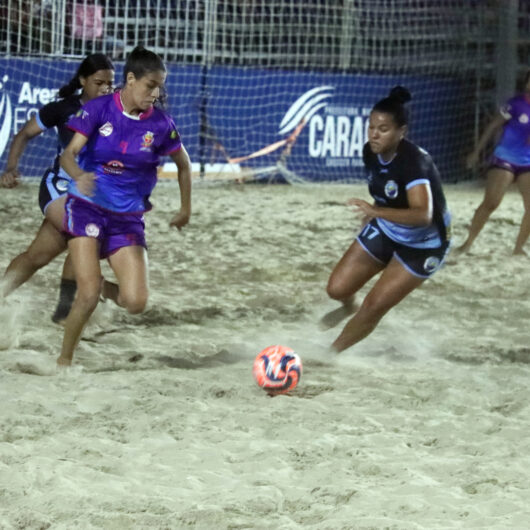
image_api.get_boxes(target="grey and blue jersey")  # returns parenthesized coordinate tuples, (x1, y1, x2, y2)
(362, 139, 451, 249)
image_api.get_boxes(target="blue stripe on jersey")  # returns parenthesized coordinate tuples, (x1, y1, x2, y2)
(35, 112, 48, 131)
(376, 217, 442, 248)
(376, 208, 451, 249)
(406, 178, 430, 190)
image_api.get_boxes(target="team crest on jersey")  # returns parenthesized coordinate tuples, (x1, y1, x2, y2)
(85, 223, 100, 237)
(423, 256, 440, 274)
(384, 180, 398, 199)
(99, 121, 113, 136)
(103, 159, 124, 175)
(140, 131, 154, 151)
(519, 113, 529, 124)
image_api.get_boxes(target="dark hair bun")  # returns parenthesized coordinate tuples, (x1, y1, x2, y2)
(388, 86, 411, 104)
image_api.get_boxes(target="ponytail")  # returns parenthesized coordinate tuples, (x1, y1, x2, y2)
(372, 85, 412, 127)
(58, 77, 82, 99)
(58, 53, 114, 99)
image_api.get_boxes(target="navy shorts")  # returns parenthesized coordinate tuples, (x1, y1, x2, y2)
(38, 168, 72, 214)
(64, 195, 147, 259)
(357, 219, 450, 278)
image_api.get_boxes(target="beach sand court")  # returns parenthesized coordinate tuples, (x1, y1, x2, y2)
(1, 179, 529, 529)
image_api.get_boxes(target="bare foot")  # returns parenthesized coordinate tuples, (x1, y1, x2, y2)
(513, 248, 528, 257)
(56, 355, 72, 368)
(454, 242, 471, 255)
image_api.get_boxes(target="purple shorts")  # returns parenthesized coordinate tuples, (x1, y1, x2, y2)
(490, 156, 530, 178)
(64, 195, 147, 259)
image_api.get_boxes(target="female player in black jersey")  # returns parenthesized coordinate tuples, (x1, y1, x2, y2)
(0, 53, 114, 323)
(323, 86, 452, 352)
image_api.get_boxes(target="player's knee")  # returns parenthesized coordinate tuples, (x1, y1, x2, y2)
(359, 292, 391, 321)
(74, 288, 100, 314)
(481, 198, 501, 213)
(326, 277, 348, 301)
(121, 292, 148, 314)
(24, 249, 52, 270)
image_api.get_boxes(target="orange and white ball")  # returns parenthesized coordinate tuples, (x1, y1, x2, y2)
(252, 345, 302, 395)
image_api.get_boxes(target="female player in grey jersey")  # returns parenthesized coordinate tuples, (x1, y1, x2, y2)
(1, 54, 114, 323)
(322, 86, 452, 353)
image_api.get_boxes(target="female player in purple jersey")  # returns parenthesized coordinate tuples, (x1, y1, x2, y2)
(322, 87, 451, 353)
(458, 71, 530, 255)
(57, 46, 192, 367)
(1, 54, 114, 322)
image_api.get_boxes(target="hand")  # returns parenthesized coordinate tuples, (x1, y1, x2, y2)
(169, 209, 190, 230)
(347, 197, 375, 217)
(0, 169, 20, 188)
(465, 151, 479, 169)
(76, 172, 97, 196)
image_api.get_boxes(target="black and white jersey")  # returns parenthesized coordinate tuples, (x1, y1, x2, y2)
(35, 94, 83, 169)
(362, 139, 451, 248)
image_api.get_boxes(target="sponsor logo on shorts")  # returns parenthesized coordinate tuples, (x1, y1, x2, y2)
(423, 256, 440, 273)
(384, 179, 398, 199)
(85, 223, 100, 237)
(56, 178, 69, 192)
(519, 113, 529, 124)
(99, 121, 113, 136)
(103, 159, 124, 175)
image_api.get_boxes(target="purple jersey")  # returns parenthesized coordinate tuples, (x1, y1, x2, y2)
(494, 94, 530, 166)
(67, 92, 182, 213)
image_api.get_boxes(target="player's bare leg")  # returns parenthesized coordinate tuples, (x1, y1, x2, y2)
(58, 237, 101, 366)
(322, 240, 383, 330)
(107, 245, 149, 314)
(2, 218, 66, 297)
(513, 172, 530, 255)
(332, 259, 424, 352)
(457, 168, 513, 253)
(42, 196, 78, 324)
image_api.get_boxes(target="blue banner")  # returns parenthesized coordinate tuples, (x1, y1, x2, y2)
(0, 58, 471, 182)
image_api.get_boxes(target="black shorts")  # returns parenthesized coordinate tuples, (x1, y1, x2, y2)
(38, 168, 72, 215)
(357, 219, 450, 278)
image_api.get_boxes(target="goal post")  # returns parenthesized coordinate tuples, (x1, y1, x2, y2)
(0, 1, 525, 183)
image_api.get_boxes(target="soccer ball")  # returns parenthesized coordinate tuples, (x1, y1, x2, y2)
(252, 345, 302, 395)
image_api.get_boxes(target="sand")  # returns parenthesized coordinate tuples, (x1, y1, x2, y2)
(0, 179, 529, 529)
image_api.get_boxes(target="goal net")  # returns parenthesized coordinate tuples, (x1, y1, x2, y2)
(0, 1, 519, 183)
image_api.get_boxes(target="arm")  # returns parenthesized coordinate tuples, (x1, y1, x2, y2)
(466, 113, 507, 168)
(168, 145, 192, 229)
(60, 132, 95, 196)
(349, 183, 432, 226)
(0, 116, 44, 188)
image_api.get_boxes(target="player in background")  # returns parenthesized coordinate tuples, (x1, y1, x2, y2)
(322, 86, 452, 353)
(1, 54, 115, 323)
(57, 45, 192, 366)
(458, 70, 530, 255)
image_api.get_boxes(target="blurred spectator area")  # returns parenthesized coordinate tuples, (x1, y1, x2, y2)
(0, 0, 529, 75)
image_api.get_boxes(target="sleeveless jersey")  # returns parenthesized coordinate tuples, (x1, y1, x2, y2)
(35, 94, 82, 174)
(67, 92, 182, 213)
(362, 139, 451, 248)
(494, 94, 530, 165)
